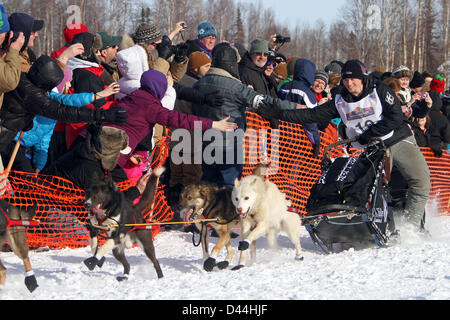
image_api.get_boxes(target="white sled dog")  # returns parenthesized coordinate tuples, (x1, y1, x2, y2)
(231, 174, 304, 270)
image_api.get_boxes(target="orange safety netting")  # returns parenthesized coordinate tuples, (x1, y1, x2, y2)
(1, 111, 449, 249)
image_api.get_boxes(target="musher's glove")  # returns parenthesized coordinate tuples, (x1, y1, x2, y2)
(256, 100, 281, 129)
(356, 133, 370, 146)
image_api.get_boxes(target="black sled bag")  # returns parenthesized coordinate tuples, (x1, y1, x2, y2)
(305, 148, 392, 245)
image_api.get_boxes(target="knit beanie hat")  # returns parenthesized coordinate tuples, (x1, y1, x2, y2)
(392, 65, 412, 79)
(0, 5, 10, 34)
(341, 59, 368, 80)
(314, 70, 329, 86)
(197, 22, 217, 39)
(93, 127, 131, 171)
(409, 71, 425, 89)
(249, 38, 269, 55)
(188, 51, 211, 74)
(287, 57, 299, 77)
(132, 23, 161, 44)
(64, 23, 89, 44)
(430, 74, 446, 93)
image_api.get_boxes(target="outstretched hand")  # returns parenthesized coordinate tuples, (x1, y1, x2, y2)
(96, 82, 120, 100)
(212, 116, 238, 131)
(58, 43, 85, 65)
(256, 101, 281, 129)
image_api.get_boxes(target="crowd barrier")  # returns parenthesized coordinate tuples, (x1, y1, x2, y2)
(1, 111, 449, 249)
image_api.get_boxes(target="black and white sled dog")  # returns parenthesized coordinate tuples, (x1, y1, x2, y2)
(83, 167, 165, 281)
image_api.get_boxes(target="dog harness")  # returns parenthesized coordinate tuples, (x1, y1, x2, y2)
(0, 206, 39, 233)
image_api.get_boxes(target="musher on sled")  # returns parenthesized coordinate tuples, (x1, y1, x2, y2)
(258, 59, 431, 236)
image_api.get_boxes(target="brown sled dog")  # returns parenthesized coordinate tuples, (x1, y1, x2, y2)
(178, 183, 240, 272)
(0, 200, 39, 292)
(83, 167, 165, 281)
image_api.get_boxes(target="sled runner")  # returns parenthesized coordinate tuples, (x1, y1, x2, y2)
(303, 138, 396, 254)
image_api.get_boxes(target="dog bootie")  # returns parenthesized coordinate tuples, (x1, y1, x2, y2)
(116, 274, 129, 282)
(84, 256, 106, 270)
(24, 273, 38, 293)
(238, 240, 250, 251)
(203, 257, 216, 272)
(231, 264, 245, 271)
(97, 256, 106, 268)
(84, 256, 100, 271)
(216, 261, 229, 270)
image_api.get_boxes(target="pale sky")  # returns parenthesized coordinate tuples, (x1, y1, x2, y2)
(238, 0, 347, 27)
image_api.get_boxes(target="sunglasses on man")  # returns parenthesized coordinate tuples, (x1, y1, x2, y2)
(254, 52, 268, 57)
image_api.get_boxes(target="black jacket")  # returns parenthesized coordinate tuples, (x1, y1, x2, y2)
(274, 77, 412, 147)
(238, 52, 275, 96)
(428, 98, 450, 149)
(0, 72, 104, 151)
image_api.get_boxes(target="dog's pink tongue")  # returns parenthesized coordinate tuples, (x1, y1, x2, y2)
(183, 208, 194, 226)
(91, 204, 105, 215)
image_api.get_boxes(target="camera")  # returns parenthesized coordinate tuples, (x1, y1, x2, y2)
(274, 35, 291, 44)
(181, 23, 188, 29)
(418, 93, 427, 100)
(157, 37, 188, 63)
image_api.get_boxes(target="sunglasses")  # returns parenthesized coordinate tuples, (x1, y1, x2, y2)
(266, 61, 277, 68)
(254, 52, 268, 57)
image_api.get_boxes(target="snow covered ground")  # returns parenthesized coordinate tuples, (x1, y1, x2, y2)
(1, 204, 449, 301)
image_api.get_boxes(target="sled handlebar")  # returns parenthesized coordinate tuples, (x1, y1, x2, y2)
(322, 138, 387, 169)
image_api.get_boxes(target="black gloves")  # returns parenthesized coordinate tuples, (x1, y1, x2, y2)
(256, 100, 281, 129)
(356, 133, 370, 146)
(95, 106, 128, 125)
(203, 91, 225, 108)
(174, 43, 188, 63)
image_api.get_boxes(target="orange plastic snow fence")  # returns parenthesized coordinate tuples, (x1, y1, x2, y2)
(1, 112, 449, 249)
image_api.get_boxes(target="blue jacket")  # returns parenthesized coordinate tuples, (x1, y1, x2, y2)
(15, 91, 93, 170)
(278, 59, 317, 108)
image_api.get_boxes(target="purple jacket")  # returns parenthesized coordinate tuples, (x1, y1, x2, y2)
(111, 87, 213, 167)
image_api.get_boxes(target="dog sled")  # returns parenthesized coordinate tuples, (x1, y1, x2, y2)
(303, 138, 396, 254)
